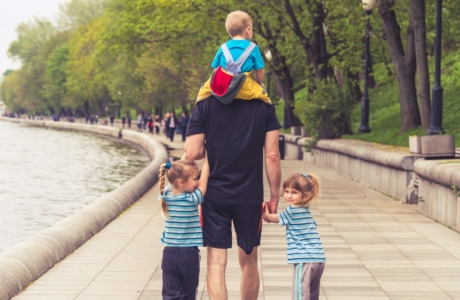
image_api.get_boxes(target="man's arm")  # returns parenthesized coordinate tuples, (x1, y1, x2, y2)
(264, 130, 281, 216)
(184, 133, 205, 160)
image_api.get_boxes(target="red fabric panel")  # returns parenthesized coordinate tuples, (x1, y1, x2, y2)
(210, 66, 233, 97)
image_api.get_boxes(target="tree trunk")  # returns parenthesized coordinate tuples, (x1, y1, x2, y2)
(411, 0, 431, 130)
(271, 56, 303, 128)
(283, 0, 334, 80)
(379, 0, 421, 131)
(346, 71, 364, 102)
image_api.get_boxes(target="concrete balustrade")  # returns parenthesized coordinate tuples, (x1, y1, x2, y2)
(0, 117, 168, 300)
(282, 135, 420, 203)
(415, 159, 460, 232)
(282, 133, 460, 234)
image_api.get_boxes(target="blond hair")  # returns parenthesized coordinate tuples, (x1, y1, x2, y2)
(159, 160, 199, 217)
(225, 11, 252, 37)
(283, 173, 321, 207)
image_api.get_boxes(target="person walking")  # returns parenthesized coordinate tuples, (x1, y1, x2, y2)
(184, 19, 282, 297)
(179, 112, 190, 142)
(137, 113, 142, 131)
(127, 114, 131, 128)
(122, 116, 126, 128)
(158, 156, 210, 299)
(110, 114, 114, 126)
(166, 112, 178, 142)
(264, 174, 326, 300)
(148, 115, 154, 134)
(154, 115, 161, 134)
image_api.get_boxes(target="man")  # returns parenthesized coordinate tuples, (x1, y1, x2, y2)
(185, 97, 281, 300)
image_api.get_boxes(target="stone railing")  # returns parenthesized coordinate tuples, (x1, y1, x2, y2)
(414, 159, 460, 232)
(0, 117, 168, 300)
(281, 134, 420, 204)
(281, 133, 460, 234)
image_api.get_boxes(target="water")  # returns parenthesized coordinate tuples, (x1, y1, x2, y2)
(0, 121, 150, 252)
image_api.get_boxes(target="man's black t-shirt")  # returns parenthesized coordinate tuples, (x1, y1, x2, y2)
(187, 98, 281, 205)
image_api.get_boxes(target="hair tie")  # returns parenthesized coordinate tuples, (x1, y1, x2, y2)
(303, 173, 309, 178)
(165, 162, 172, 170)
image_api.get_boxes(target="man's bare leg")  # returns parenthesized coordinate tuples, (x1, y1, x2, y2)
(207, 247, 228, 300)
(238, 246, 260, 300)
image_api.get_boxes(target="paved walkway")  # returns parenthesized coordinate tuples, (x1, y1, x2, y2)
(11, 132, 460, 300)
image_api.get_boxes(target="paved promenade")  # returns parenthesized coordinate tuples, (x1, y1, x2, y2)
(11, 132, 460, 300)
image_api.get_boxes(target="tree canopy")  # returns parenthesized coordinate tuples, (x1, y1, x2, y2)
(2, 0, 460, 135)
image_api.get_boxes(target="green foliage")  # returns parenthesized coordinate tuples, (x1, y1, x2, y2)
(3, 70, 13, 77)
(295, 78, 355, 149)
(343, 50, 460, 147)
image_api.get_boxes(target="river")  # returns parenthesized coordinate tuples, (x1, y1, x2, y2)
(0, 121, 150, 253)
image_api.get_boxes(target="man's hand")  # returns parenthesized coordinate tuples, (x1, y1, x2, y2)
(265, 198, 278, 214)
(263, 199, 280, 223)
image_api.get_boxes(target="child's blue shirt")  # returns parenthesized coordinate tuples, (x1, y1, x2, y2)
(211, 39, 265, 73)
(159, 185, 204, 247)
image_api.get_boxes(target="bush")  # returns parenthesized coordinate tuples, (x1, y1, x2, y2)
(295, 78, 355, 150)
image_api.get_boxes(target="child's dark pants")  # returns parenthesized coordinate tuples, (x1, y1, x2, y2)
(162, 246, 200, 300)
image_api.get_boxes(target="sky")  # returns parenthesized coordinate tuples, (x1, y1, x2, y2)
(0, 0, 64, 75)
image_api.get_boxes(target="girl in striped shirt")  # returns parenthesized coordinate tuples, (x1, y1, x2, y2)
(159, 155, 209, 300)
(264, 173, 326, 300)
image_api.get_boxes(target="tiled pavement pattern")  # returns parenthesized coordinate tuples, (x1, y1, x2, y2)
(12, 133, 460, 300)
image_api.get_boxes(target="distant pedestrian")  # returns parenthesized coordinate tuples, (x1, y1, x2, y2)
(264, 173, 326, 300)
(148, 115, 154, 134)
(179, 112, 190, 142)
(166, 112, 178, 142)
(127, 114, 132, 128)
(122, 116, 126, 128)
(95, 115, 98, 124)
(137, 114, 142, 131)
(158, 155, 210, 300)
(154, 115, 161, 134)
(110, 115, 114, 126)
(143, 114, 148, 131)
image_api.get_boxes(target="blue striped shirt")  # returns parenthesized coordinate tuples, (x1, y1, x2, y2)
(279, 206, 326, 264)
(159, 185, 204, 247)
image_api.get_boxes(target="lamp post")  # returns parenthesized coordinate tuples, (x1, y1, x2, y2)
(427, 0, 444, 135)
(358, 0, 376, 134)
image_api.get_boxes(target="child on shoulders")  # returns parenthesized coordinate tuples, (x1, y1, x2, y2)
(196, 11, 271, 105)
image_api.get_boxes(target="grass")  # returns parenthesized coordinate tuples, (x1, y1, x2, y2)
(289, 50, 460, 147)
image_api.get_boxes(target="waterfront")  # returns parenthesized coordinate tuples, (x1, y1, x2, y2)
(0, 121, 150, 252)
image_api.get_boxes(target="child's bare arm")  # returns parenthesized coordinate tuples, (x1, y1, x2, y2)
(197, 152, 210, 195)
(256, 68, 265, 86)
(263, 204, 279, 223)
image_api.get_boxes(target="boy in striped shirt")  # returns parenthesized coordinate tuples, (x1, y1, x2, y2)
(264, 173, 326, 300)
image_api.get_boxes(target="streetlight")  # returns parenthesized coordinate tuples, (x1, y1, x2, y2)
(427, 0, 444, 135)
(265, 50, 289, 129)
(358, 0, 376, 134)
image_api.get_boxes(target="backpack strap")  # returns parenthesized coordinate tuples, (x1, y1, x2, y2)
(221, 43, 234, 64)
(234, 42, 256, 67)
